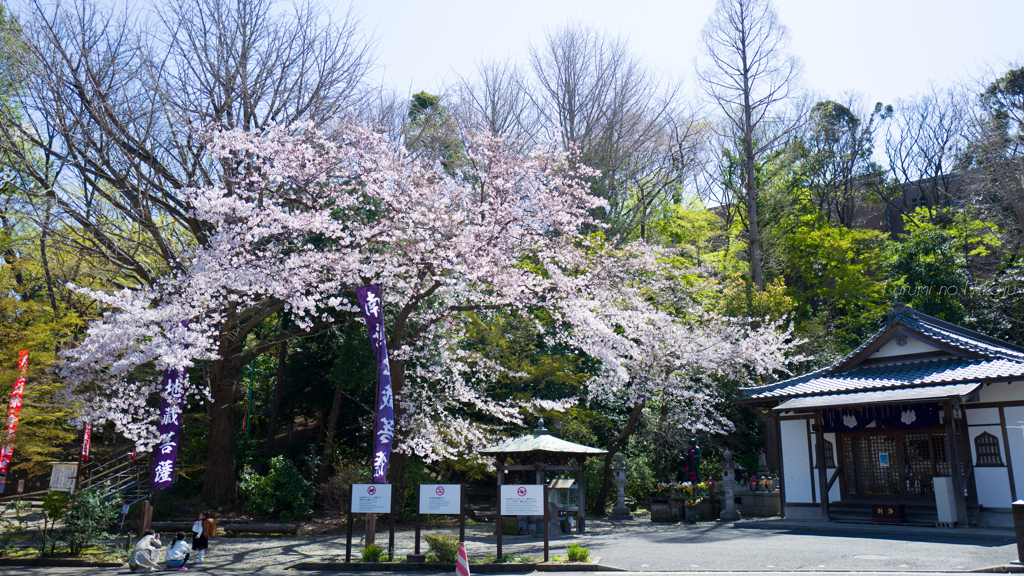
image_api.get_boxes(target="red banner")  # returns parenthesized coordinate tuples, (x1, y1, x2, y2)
(81, 424, 91, 461)
(0, 350, 29, 475)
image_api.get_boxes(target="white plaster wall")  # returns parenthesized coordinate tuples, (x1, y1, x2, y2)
(1004, 406, 1024, 498)
(965, 407, 1000, 426)
(975, 468, 1014, 508)
(869, 336, 940, 358)
(978, 381, 1024, 403)
(781, 419, 813, 503)
(968, 425, 1014, 508)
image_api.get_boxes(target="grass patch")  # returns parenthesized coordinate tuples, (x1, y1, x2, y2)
(566, 542, 590, 562)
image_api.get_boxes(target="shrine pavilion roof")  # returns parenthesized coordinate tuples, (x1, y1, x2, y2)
(742, 304, 1024, 406)
(478, 421, 607, 456)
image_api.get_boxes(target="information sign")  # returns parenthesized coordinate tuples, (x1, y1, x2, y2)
(16, 480, 23, 494)
(351, 484, 392, 513)
(419, 484, 461, 514)
(49, 462, 77, 492)
(500, 484, 544, 515)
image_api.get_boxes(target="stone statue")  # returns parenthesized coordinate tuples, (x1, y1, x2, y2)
(683, 436, 702, 482)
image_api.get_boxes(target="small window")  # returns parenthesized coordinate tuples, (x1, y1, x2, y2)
(817, 438, 836, 468)
(975, 432, 1003, 466)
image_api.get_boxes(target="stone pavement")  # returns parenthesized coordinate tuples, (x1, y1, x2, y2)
(0, 515, 1016, 574)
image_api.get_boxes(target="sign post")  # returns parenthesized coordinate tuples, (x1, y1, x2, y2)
(48, 462, 77, 492)
(497, 484, 546, 560)
(349, 484, 392, 562)
(411, 484, 463, 561)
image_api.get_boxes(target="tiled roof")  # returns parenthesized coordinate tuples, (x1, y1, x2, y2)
(773, 383, 982, 411)
(743, 304, 1024, 403)
(478, 431, 607, 455)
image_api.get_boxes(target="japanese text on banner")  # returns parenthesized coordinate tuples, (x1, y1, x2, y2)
(355, 285, 394, 483)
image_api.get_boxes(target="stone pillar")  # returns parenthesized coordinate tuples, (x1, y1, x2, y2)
(718, 450, 741, 522)
(609, 453, 632, 520)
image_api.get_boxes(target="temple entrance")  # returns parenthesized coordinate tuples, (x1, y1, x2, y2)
(840, 428, 950, 499)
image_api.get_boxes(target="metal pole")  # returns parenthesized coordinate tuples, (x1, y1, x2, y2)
(543, 485, 550, 562)
(459, 483, 465, 543)
(414, 484, 421, 554)
(345, 511, 353, 562)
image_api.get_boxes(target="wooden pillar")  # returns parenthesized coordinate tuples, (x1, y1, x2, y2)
(1000, 406, 1018, 501)
(814, 411, 830, 521)
(943, 402, 968, 526)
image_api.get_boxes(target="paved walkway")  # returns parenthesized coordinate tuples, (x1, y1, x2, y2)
(0, 515, 1017, 574)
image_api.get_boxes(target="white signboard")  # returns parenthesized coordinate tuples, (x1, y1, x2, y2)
(500, 484, 545, 515)
(49, 463, 77, 492)
(351, 484, 392, 513)
(419, 484, 461, 515)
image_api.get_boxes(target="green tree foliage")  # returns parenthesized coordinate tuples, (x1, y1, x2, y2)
(782, 212, 887, 347)
(238, 456, 315, 522)
(405, 91, 467, 176)
(802, 99, 890, 228)
(60, 487, 120, 556)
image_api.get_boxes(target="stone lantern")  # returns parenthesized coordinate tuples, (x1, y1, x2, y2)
(609, 453, 632, 520)
(717, 449, 741, 521)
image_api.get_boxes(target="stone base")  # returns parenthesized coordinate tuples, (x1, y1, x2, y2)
(609, 513, 633, 520)
(720, 509, 741, 521)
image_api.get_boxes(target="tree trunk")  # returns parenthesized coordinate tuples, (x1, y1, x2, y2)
(264, 340, 287, 462)
(592, 403, 645, 516)
(744, 116, 764, 291)
(200, 359, 241, 503)
(388, 450, 409, 521)
(318, 385, 345, 483)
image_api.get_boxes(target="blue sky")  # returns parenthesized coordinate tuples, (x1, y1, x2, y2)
(345, 0, 1024, 107)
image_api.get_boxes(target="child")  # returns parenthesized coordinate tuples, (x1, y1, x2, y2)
(164, 532, 191, 570)
(191, 510, 217, 563)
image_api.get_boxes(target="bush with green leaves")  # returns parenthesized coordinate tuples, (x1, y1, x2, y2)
(239, 455, 314, 522)
(360, 543, 386, 562)
(424, 533, 460, 563)
(566, 542, 590, 562)
(0, 501, 29, 556)
(59, 487, 121, 556)
(39, 491, 70, 555)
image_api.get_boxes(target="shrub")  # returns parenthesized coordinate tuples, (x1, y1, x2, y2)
(239, 456, 314, 521)
(320, 454, 369, 516)
(60, 487, 121, 556)
(360, 543, 387, 562)
(424, 533, 460, 563)
(39, 491, 70, 555)
(566, 542, 590, 562)
(0, 502, 28, 556)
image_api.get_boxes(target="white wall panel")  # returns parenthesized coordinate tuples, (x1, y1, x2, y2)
(781, 418, 813, 503)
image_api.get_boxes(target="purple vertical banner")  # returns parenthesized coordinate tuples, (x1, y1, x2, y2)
(151, 366, 186, 489)
(355, 284, 395, 483)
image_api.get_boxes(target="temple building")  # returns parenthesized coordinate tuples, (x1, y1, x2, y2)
(742, 304, 1021, 528)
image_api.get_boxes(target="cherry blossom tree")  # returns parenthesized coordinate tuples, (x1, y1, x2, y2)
(61, 117, 602, 502)
(546, 241, 800, 513)
(62, 114, 801, 507)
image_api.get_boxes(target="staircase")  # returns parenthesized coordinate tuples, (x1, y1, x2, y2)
(828, 500, 980, 527)
(79, 450, 151, 505)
